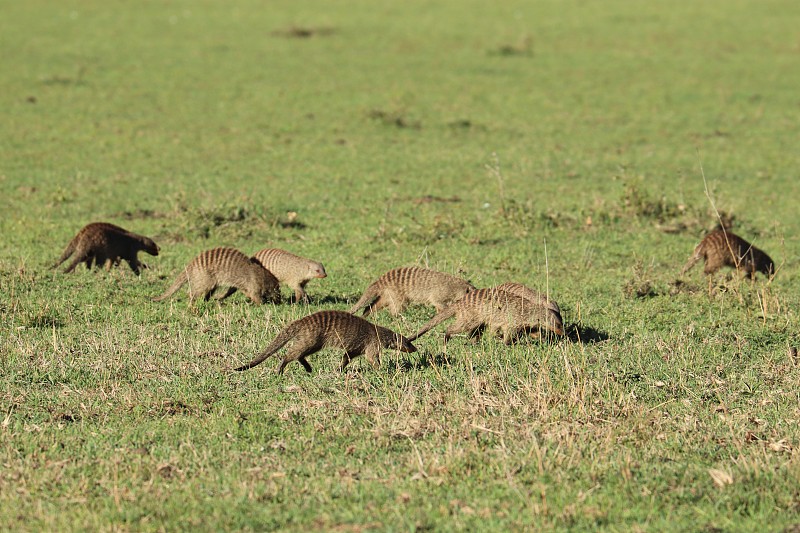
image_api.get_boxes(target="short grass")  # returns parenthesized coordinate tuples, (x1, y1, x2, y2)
(2, 0, 800, 530)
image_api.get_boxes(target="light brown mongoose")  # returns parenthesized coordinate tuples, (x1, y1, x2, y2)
(681, 230, 775, 280)
(494, 282, 562, 317)
(408, 287, 565, 345)
(234, 310, 417, 374)
(350, 266, 474, 317)
(153, 247, 281, 304)
(251, 248, 327, 303)
(54, 222, 159, 275)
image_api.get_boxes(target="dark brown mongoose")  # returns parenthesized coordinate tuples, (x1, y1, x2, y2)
(252, 248, 327, 303)
(408, 288, 565, 345)
(681, 230, 775, 280)
(54, 222, 159, 275)
(234, 310, 417, 374)
(153, 247, 281, 304)
(494, 282, 562, 317)
(350, 266, 475, 317)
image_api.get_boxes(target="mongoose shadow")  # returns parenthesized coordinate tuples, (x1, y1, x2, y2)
(384, 350, 454, 373)
(315, 294, 357, 306)
(565, 323, 609, 344)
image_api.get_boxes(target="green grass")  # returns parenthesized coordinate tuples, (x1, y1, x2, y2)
(2, 0, 800, 530)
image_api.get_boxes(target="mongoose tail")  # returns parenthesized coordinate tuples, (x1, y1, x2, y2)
(53, 239, 77, 269)
(407, 306, 457, 341)
(234, 323, 299, 371)
(349, 284, 380, 316)
(680, 244, 704, 275)
(152, 271, 188, 302)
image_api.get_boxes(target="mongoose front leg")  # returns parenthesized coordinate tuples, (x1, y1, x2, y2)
(125, 259, 142, 275)
(364, 345, 381, 369)
(293, 284, 309, 304)
(63, 255, 86, 273)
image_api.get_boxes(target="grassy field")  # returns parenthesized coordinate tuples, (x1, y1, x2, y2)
(2, 0, 800, 530)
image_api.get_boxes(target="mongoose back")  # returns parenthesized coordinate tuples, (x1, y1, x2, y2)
(234, 310, 417, 374)
(54, 222, 159, 275)
(408, 287, 565, 344)
(153, 247, 281, 304)
(252, 248, 327, 303)
(681, 230, 775, 279)
(350, 266, 475, 317)
(494, 282, 562, 317)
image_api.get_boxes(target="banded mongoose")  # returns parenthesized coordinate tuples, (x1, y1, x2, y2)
(494, 282, 562, 317)
(153, 247, 281, 304)
(54, 222, 159, 274)
(234, 310, 417, 374)
(350, 266, 475, 317)
(408, 287, 565, 345)
(681, 230, 775, 280)
(252, 248, 327, 303)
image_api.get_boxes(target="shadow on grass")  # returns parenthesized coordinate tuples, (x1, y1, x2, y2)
(566, 323, 610, 344)
(386, 350, 453, 373)
(314, 294, 355, 306)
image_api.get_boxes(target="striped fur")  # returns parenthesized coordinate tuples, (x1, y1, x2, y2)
(350, 266, 474, 316)
(408, 287, 564, 344)
(54, 222, 159, 275)
(494, 282, 562, 318)
(153, 247, 280, 304)
(252, 248, 327, 303)
(234, 310, 416, 374)
(681, 230, 774, 279)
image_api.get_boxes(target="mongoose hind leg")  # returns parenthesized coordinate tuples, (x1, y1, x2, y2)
(213, 287, 238, 301)
(467, 325, 485, 343)
(188, 282, 215, 303)
(278, 342, 321, 375)
(703, 256, 722, 276)
(63, 253, 89, 273)
(445, 315, 482, 341)
(385, 292, 407, 316)
(363, 296, 386, 317)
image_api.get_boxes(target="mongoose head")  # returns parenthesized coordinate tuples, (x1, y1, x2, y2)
(309, 261, 327, 279)
(140, 237, 159, 256)
(758, 252, 775, 278)
(396, 334, 417, 353)
(378, 328, 417, 353)
(543, 308, 565, 336)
